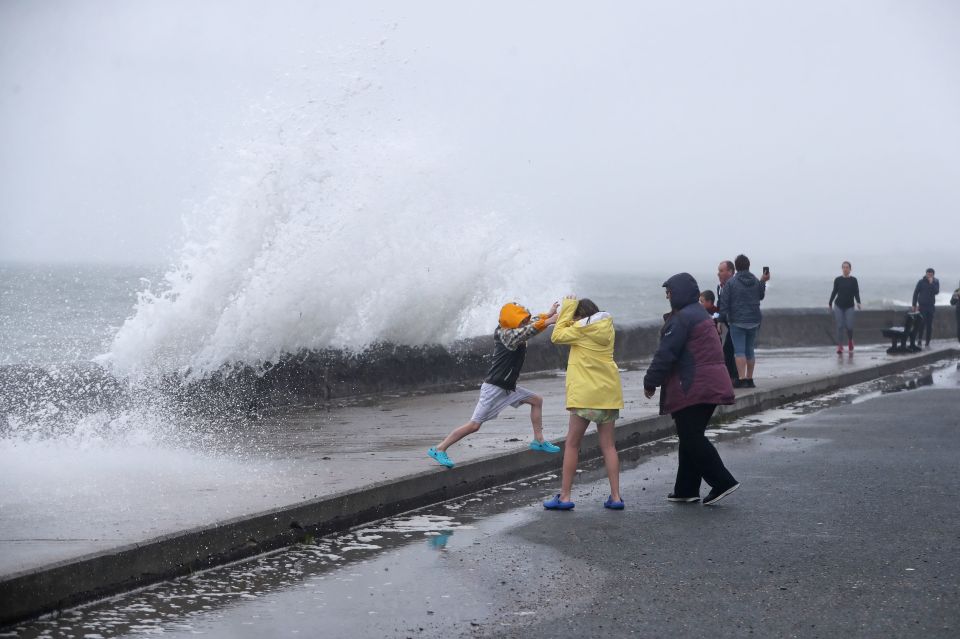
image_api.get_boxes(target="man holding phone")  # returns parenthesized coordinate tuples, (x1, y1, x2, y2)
(718, 254, 770, 388)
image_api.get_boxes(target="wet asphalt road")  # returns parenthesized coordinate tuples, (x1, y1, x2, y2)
(9, 370, 960, 639)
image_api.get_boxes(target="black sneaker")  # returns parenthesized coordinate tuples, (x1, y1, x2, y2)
(703, 483, 740, 506)
(745, 379, 756, 388)
(667, 493, 700, 503)
(732, 379, 745, 389)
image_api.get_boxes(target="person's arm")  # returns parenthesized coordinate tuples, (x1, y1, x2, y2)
(499, 322, 544, 350)
(643, 313, 692, 393)
(933, 279, 940, 296)
(854, 278, 861, 308)
(718, 284, 730, 323)
(550, 298, 583, 345)
(912, 280, 921, 309)
(829, 277, 839, 307)
(758, 278, 766, 301)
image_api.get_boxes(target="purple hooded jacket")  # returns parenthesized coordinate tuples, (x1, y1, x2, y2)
(643, 273, 736, 415)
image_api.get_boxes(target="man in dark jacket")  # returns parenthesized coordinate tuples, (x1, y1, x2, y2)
(951, 281, 960, 344)
(716, 259, 739, 382)
(912, 268, 940, 347)
(644, 273, 739, 506)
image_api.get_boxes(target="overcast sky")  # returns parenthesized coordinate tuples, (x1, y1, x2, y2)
(1, 0, 958, 274)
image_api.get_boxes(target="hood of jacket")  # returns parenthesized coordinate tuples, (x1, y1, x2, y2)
(498, 303, 531, 329)
(571, 312, 614, 349)
(733, 270, 760, 288)
(663, 272, 701, 310)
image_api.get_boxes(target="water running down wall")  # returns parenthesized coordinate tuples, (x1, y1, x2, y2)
(240, 308, 957, 407)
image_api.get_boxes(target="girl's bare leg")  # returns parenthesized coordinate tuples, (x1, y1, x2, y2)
(746, 358, 756, 379)
(521, 395, 545, 442)
(560, 413, 590, 501)
(436, 421, 481, 452)
(597, 421, 621, 501)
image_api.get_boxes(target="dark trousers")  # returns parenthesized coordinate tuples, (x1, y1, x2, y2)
(917, 307, 935, 345)
(722, 328, 738, 380)
(672, 403, 737, 497)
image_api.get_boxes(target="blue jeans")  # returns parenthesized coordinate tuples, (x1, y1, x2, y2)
(729, 325, 758, 360)
(833, 306, 856, 343)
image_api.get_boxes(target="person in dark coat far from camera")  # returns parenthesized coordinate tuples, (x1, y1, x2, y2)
(912, 268, 940, 347)
(950, 281, 960, 344)
(643, 273, 740, 506)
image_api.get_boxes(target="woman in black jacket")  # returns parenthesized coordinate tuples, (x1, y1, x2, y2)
(829, 261, 861, 354)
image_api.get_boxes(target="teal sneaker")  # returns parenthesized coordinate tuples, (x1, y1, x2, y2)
(427, 447, 455, 468)
(529, 439, 561, 453)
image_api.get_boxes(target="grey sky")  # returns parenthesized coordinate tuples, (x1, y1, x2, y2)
(1, 0, 958, 273)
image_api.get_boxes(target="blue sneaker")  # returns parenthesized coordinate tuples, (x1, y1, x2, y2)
(529, 439, 561, 453)
(543, 494, 575, 510)
(604, 495, 625, 510)
(427, 447, 455, 468)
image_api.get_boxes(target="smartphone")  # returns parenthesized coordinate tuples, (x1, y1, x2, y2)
(762, 266, 770, 276)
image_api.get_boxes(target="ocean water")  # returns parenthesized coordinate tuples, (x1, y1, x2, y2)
(2, 261, 953, 369)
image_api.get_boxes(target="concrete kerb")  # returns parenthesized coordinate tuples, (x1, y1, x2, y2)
(2, 347, 957, 627)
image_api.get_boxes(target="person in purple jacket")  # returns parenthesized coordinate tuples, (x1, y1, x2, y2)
(643, 273, 740, 506)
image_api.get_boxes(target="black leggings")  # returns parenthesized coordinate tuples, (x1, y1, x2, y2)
(672, 403, 737, 497)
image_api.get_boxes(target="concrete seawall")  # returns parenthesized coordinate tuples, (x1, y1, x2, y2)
(247, 308, 958, 404)
(2, 346, 957, 626)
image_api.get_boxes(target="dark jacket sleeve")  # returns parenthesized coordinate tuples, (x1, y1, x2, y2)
(854, 278, 861, 305)
(718, 284, 730, 323)
(643, 313, 691, 391)
(913, 280, 922, 306)
(758, 279, 766, 301)
(934, 279, 940, 296)
(829, 277, 839, 306)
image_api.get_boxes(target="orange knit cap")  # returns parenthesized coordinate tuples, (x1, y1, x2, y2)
(499, 302, 531, 329)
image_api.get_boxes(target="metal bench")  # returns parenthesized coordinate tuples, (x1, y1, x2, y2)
(881, 311, 923, 354)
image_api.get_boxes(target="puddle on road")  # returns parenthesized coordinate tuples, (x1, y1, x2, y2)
(7, 360, 956, 638)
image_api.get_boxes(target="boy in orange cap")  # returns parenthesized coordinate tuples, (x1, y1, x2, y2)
(428, 301, 561, 468)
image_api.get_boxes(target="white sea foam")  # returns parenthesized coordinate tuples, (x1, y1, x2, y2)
(98, 66, 572, 379)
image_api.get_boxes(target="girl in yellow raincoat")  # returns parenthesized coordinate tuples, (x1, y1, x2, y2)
(543, 296, 624, 510)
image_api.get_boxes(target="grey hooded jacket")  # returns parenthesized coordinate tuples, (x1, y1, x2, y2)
(719, 270, 766, 327)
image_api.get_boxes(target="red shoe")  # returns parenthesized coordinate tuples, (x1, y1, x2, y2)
(836, 344, 843, 354)
(848, 339, 854, 352)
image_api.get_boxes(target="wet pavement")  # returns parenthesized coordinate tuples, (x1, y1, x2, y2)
(7, 362, 959, 638)
(1, 343, 957, 577)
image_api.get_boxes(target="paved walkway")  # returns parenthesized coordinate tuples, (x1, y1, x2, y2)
(8, 366, 960, 638)
(0, 342, 957, 577)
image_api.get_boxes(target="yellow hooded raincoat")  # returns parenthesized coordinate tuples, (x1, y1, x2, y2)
(550, 298, 624, 410)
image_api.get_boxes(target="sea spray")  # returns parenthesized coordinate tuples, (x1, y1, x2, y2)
(100, 71, 572, 380)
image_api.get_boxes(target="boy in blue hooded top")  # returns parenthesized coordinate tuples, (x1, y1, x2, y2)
(718, 254, 768, 387)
